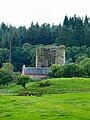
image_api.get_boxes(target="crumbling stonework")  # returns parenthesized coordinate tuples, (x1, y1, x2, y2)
(22, 45, 65, 78)
(36, 45, 65, 67)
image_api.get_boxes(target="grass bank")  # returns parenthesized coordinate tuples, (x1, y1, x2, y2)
(0, 92, 90, 120)
(0, 78, 90, 95)
(0, 78, 90, 120)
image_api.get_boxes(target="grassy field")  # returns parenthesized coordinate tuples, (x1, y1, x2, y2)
(0, 93, 90, 120)
(0, 78, 90, 120)
(0, 78, 90, 95)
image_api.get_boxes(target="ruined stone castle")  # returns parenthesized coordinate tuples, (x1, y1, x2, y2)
(36, 45, 65, 67)
(22, 45, 65, 78)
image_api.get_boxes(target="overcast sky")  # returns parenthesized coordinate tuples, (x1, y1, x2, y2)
(0, 0, 90, 27)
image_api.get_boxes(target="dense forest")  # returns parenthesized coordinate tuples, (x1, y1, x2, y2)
(0, 15, 90, 71)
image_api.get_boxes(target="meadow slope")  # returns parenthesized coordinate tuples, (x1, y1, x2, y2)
(0, 78, 90, 120)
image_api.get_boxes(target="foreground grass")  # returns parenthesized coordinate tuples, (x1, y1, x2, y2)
(0, 78, 90, 95)
(0, 78, 90, 120)
(0, 92, 90, 120)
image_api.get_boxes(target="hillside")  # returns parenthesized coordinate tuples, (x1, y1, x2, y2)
(0, 78, 90, 120)
(0, 78, 90, 95)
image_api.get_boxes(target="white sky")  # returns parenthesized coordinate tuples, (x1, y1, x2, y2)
(0, 0, 90, 27)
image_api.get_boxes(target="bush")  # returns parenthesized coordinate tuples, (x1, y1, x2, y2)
(38, 80, 51, 87)
(18, 91, 42, 96)
(49, 64, 61, 78)
(1, 62, 16, 82)
(49, 62, 89, 78)
(76, 55, 87, 64)
(63, 63, 83, 77)
(79, 58, 90, 77)
(17, 75, 30, 88)
(55, 66, 65, 78)
(2, 62, 14, 71)
(18, 91, 31, 96)
(49, 64, 65, 78)
(0, 69, 13, 85)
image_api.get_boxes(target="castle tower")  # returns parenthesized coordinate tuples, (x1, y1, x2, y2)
(36, 48, 49, 67)
(36, 45, 65, 67)
(55, 45, 65, 65)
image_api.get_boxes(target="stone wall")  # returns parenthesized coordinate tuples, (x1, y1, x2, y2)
(36, 45, 65, 67)
(55, 45, 65, 65)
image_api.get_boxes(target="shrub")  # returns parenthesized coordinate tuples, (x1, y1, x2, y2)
(49, 62, 89, 78)
(17, 75, 30, 88)
(55, 66, 65, 78)
(18, 91, 31, 96)
(2, 62, 14, 71)
(79, 58, 90, 77)
(0, 69, 13, 85)
(38, 80, 51, 87)
(18, 91, 42, 96)
(49, 64, 65, 78)
(1, 62, 16, 82)
(63, 63, 83, 77)
(76, 55, 87, 64)
(49, 64, 60, 78)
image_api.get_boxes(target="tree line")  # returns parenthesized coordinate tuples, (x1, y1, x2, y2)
(49, 58, 90, 78)
(0, 15, 90, 71)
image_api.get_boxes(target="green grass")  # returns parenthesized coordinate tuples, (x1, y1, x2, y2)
(0, 78, 90, 95)
(27, 78, 90, 94)
(0, 93, 90, 120)
(0, 78, 90, 120)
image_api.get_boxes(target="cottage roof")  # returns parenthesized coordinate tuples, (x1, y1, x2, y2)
(23, 67, 50, 75)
